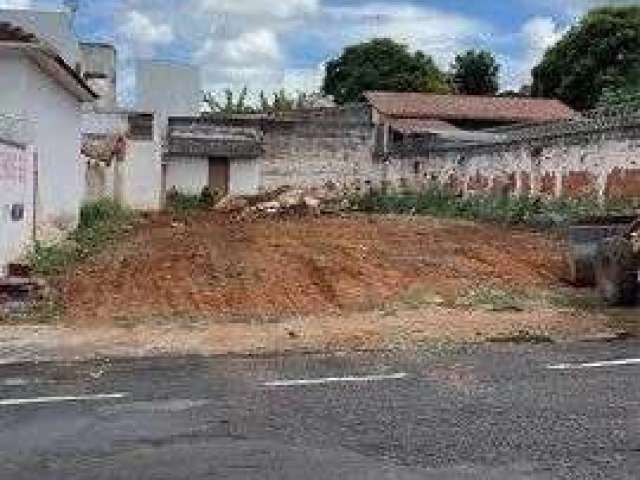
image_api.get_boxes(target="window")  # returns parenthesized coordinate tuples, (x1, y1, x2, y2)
(128, 114, 154, 141)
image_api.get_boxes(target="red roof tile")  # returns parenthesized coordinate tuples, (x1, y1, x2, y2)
(365, 91, 577, 123)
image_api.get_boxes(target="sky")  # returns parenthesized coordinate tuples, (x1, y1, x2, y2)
(1, 0, 638, 105)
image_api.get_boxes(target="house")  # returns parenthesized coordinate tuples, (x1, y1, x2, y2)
(0, 16, 96, 270)
(364, 91, 578, 152)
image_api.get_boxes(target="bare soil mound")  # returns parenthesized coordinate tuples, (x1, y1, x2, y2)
(59, 213, 566, 324)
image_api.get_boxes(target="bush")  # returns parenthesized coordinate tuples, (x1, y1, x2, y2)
(348, 186, 634, 228)
(30, 199, 134, 276)
(165, 186, 221, 213)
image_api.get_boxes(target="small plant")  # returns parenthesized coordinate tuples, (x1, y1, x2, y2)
(29, 199, 135, 276)
(457, 286, 526, 312)
(165, 187, 221, 213)
(347, 186, 637, 228)
(487, 330, 553, 344)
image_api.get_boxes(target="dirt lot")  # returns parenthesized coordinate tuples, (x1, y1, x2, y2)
(59, 212, 566, 323)
(0, 211, 620, 361)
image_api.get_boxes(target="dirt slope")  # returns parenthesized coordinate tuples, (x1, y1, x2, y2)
(58, 212, 566, 324)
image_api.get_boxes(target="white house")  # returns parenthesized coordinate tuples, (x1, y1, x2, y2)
(0, 14, 96, 269)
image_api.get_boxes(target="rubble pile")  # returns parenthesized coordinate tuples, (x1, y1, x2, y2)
(215, 186, 348, 219)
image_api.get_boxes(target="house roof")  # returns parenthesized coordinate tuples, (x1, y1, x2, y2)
(0, 21, 97, 102)
(365, 91, 577, 123)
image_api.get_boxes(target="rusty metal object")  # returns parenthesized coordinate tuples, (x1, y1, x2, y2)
(566, 216, 636, 286)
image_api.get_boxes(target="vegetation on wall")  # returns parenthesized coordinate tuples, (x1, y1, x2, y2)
(202, 88, 327, 114)
(532, 6, 640, 110)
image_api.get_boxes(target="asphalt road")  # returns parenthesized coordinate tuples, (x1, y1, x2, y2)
(0, 340, 639, 479)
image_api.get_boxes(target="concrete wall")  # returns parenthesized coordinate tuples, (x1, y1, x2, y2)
(230, 158, 261, 195)
(24, 53, 84, 239)
(0, 9, 79, 67)
(82, 111, 162, 210)
(79, 43, 117, 110)
(164, 157, 261, 197)
(165, 157, 209, 195)
(261, 123, 378, 191)
(122, 139, 162, 209)
(389, 126, 640, 202)
(136, 61, 201, 140)
(1, 50, 85, 243)
(0, 142, 34, 272)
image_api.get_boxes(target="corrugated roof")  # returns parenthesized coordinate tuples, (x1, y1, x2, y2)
(365, 91, 577, 123)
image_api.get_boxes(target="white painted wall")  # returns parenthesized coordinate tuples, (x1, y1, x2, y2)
(1, 48, 85, 245)
(26, 54, 84, 234)
(122, 140, 162, 210)
(82, 110, 163, 210)
(165, 157, 209, 195)
(0, 9, 79, 67)
(136, 61, 201, 141)
(165, 157, 261, 196)
(230, 158, 261, 195)
(0, 143, 34, 272)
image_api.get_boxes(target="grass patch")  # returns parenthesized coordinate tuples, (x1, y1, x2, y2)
(487, 330, 554, 344)
(456, 286, 527, 312)
(165, 187, 220, 216)
(396, 284, 447, 309)
(29, 199, 136, 277)
(348, 186, 636, 228)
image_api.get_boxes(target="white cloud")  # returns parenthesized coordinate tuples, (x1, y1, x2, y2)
(198, 0, 318, 20)
(501, 16, 565, 90)
(320, 3, 490, 69)
(120, 10, 174, 50)
(0, 0, 31, 8)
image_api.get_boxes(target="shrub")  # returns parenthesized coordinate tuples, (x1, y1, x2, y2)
(30, 199, 134, 276)
(348, 186, 634, 228)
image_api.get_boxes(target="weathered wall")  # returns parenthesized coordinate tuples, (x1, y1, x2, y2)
(261, 123, 379, 191)
(82, 111, 162, 210)
(79, 43, 117, 110)
(0, 142, 34, 272)
(0, 10, 79, 67)
(164, 157, 261, 197)
(230, 158, 261, 195)
(165, 157, 209, 195)
(387, 122, 640, 202)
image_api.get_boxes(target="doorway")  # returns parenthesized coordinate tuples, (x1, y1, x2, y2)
(209, 157, 230, 195)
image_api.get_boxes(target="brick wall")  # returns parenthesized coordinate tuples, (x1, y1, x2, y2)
(387, 124, 640, 203)
(260, 122, 381, 192)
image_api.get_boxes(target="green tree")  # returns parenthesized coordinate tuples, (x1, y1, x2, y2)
(322, 38, 450, 104)
(531, 6, 640, 110)
(597, 68, 640, 108)
(451, 49, 500, 95)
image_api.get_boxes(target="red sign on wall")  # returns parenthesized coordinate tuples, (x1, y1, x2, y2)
(0, 145, 27, 186)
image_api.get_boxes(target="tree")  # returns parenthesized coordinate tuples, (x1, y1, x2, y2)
(597, 68, 640, 108)
(451, 50, 500, 95)
(531, 6, 640, 110)
(322, 38, 450, 104)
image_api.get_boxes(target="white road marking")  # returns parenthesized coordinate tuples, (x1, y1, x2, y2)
(263, 372, 409, 387)
(0, 393, 129, 407)
(548, 358, 640, 370)
(1, 378, 31, 387)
